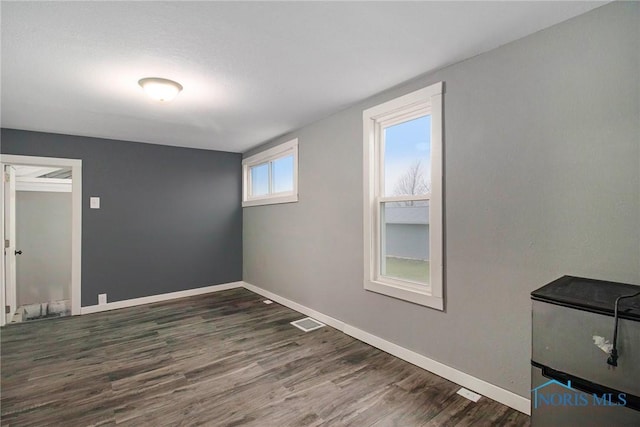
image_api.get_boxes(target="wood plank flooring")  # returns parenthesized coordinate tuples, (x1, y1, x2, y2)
(1, 288, 530, 426)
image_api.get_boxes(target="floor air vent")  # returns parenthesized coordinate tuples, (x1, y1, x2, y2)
(290, 317, 325, 332)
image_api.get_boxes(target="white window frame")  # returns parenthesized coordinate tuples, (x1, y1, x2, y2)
(363, 82, 444, 310)
(242, 138, 298, 207)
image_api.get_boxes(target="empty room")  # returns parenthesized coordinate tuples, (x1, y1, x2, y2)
(1, 1, 639, 426)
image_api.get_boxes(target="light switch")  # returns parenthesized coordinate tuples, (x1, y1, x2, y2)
(90, 197, 100, 209)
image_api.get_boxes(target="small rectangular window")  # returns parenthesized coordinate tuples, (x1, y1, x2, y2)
(363, 82, 444, 309)
(250, 163, 269, 197)
(272, 154, 294, 193)
(242, 139, 298, 207)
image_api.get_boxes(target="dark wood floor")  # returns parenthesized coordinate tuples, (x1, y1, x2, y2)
(1, 288, 530, 426)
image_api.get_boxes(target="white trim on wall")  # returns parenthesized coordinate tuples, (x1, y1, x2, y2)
(1, 154, 82, 317)
(242, 282, 346, 331)
(80, 281, 244, 315)
(242, 281, 531, 415)
(1, 167, 7, 327)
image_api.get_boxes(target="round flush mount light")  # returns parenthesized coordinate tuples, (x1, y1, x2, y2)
(138, 77, 183, 102)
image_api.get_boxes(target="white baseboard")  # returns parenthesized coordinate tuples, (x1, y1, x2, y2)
(342, 323, 531, 415)
(80, 281, 244, 315)
(241, 281, 531, 415)
(242, 282, 346, 331)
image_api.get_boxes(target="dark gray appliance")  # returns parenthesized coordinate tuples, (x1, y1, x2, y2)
(531, 276, 640, 426)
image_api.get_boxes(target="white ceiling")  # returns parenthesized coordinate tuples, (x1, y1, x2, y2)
(1, 1, 606, 153)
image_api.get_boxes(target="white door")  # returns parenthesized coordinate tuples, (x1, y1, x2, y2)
(4, 165, 17, 322)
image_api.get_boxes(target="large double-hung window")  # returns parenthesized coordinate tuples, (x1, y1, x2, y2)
(363, 82, 443, 309)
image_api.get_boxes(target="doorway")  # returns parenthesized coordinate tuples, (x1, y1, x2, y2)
(1, 155, 82, 326)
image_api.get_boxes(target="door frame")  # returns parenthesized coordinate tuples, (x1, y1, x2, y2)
(1, 155, 82, 325)
(3, 165, 16, 324)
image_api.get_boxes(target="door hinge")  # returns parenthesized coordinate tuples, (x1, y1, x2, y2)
(5, 306, 10, 314)
(3, 171, 9, 183)
(4, 239, 9, 249)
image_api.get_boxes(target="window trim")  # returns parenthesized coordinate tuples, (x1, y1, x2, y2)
(363, 82, 444, 310)
(242, 138, 298, 207)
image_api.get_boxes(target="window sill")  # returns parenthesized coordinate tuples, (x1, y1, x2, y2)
(242, 194, 298, 207)
(365, 279, 444, 310)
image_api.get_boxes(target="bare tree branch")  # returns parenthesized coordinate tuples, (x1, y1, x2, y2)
(392, 160, 430, 206)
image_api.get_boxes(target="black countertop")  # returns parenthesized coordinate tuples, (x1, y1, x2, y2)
(532, 276, 640, 320)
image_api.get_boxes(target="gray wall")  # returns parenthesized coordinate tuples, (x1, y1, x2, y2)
(2, 130, 243, 307)
(16, 191, 72, 306)
(243, 2, 640, 398)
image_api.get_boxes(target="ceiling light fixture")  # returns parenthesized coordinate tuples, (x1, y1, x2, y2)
(138, 77, 183, 102)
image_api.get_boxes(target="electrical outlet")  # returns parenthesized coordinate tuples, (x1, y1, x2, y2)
(98, 294, 107, 305)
